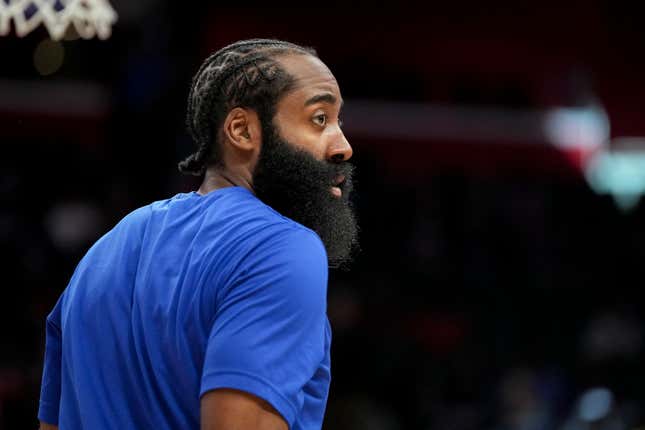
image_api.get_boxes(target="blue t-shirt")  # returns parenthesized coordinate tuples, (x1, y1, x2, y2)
(38, 187, 331, 429)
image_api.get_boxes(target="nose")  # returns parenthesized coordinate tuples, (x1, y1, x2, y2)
(327, 130, 353, 163)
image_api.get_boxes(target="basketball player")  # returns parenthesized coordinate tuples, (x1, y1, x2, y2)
(38, 39, 358, 430)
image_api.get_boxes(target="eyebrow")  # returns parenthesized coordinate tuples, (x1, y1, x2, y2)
(304, 93, 344, 108)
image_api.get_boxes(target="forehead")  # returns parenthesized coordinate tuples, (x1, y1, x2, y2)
(276, 54, 341, 103)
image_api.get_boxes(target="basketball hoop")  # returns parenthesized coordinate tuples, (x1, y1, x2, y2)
(0, 0, 118, 40)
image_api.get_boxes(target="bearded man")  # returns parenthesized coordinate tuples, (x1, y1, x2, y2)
(38, 39, 358, 430)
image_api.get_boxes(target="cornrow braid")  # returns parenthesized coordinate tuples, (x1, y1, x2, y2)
(179, 39, 317, 176)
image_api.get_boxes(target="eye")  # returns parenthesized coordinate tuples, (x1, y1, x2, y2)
(312, 113, 327, 127)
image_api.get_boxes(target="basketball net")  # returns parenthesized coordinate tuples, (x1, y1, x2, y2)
(0, 0, 117, 40)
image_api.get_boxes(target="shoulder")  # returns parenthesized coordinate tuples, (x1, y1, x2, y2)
(213, 188, 328, 263)
(225, 212, 329, 300)
(112, 203, 154, 233)
(226, 223, 329, 317)
(110, 194, 185, 234)
(247, 221, 328, 271)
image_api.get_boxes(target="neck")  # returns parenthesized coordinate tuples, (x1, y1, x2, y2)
(198, 167, 254, 196)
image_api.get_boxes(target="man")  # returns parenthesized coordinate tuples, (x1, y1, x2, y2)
(38, 39, 358, 430)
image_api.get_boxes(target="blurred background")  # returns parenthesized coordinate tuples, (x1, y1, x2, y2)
(2, 1, 645, 429)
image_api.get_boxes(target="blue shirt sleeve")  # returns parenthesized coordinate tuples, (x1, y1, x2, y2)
(38, 294, 64, 425)
(200, 226, 329, 428)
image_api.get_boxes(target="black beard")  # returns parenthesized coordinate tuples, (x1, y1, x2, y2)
(252, 122, 359, 269)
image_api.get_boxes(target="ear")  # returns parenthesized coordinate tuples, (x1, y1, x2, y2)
(222, 107, 262, 152)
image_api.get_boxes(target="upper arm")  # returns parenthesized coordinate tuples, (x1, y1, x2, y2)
(201, 389, 288, 430)
(200, 227, 329, 428)
(39, 422, 58, 430)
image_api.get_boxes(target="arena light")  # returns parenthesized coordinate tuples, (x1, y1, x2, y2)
(0, 0, 117, 40)
(584, 137, 645, 212)
(542, 104, 610, 150)
(342, 100, 610, 150)
(577, 387, 614, 422)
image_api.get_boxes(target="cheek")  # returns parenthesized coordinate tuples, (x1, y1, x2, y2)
(282, 123, 327, 160)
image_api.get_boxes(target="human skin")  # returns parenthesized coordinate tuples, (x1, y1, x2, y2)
(198, 53, 352, 198)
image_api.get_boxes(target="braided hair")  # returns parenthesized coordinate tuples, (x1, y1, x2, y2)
(179, 39, 317, 176)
